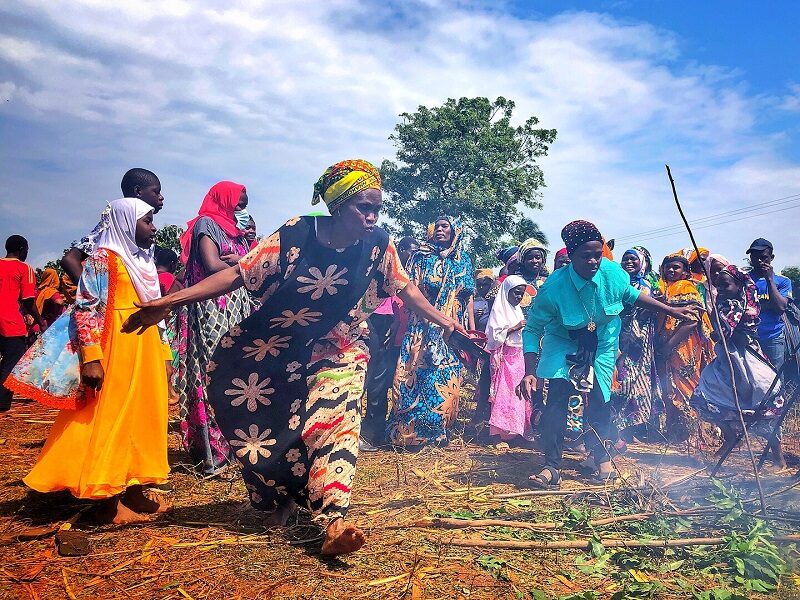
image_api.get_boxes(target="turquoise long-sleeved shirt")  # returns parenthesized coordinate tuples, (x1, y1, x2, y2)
(521, 259, 641, 401)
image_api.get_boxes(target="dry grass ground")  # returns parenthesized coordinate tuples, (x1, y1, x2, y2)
(1, 396, 799, 599)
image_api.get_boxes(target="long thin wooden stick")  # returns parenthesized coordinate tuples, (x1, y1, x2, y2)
(438, 533, 800, 550)
(665, 164, 767, 515)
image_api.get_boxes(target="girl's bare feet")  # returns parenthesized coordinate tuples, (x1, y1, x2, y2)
(122, 485, 172, 514)
(321, 518, 365, 556)
(95, 497, 151, 525)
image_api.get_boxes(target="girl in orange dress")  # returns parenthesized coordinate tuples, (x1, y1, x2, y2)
(8, 198, 171, 523)
(656, 254, 714, 443)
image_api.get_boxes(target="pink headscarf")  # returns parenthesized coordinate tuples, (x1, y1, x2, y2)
(179, 181, 245, 264)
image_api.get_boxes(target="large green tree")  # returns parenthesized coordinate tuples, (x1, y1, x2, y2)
(380, 96, 557, 267)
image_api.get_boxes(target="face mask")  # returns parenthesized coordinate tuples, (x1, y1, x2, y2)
(234, 209, 251, 231)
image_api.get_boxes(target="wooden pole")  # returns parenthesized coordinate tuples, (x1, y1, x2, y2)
(664, 164, 767, 515)
(437, 533, 800, 550)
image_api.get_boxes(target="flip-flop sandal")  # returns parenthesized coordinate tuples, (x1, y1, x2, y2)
(529, 466, 561, 490)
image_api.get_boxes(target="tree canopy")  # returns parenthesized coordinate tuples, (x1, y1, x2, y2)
(782, 266, 800, 293)
(380, 96, 556, 267)
(156, 224, 185, 255)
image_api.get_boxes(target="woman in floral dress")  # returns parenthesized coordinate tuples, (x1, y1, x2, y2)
(123, 160, 462, 555)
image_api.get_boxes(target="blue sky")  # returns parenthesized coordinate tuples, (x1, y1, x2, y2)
(1, 0, 798, 269)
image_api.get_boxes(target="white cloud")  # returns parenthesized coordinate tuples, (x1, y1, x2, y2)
(0, 0, 798, 269)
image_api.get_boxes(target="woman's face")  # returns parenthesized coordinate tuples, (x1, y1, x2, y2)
(245, 217, 257, 242)
(709, 258, 726, 282)
(508, 284, 526, 306)
(570, 241, 604, 280)
(621, 251, 641, 275)
(522, 249, 545, 275)
(433, 219, 453, 245)
(236, 188, 249, 210)
(663, 259, 688, 283)
(135, 211, 157, 249)
(715, 271, 741, 300)
(554, 254, 571, 270)
(336, 188, 382, 239)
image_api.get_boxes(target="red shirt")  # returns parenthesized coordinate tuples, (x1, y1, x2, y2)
(0, 258, 36, 337)
(158, 272, 175, 296)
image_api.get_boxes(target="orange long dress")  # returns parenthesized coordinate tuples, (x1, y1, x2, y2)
(24, 254, 170, 499)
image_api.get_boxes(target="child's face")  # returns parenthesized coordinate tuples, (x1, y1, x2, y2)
(476, 277, 493, 297)
(508, 284, 526, 306)
(663, 259, 687, 283)
(135, 211, 157, 248)
(138, 181, 164, 214)
(715, 272, 741, 300)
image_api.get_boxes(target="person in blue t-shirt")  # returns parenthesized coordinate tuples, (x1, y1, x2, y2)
(746, 238, 793, 372)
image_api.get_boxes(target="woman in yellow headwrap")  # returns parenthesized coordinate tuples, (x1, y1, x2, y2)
(122, 159, 463, 556)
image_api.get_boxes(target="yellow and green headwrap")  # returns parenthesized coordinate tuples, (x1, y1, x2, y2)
(312, 159, 382, 214)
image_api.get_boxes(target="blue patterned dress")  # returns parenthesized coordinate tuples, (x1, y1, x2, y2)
(388, 219, 475, 446)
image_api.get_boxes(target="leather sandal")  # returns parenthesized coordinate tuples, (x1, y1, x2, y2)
(529, 466, 561, 490)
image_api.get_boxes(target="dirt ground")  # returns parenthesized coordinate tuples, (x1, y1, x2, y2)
(1, 396, 799, 600)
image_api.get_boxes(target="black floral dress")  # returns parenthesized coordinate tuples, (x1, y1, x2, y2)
(207, 217, 409, 523)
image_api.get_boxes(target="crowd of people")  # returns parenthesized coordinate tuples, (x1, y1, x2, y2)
(0, 161, 796, 556)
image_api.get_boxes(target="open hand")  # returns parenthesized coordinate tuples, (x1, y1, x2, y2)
(81, 360, 104, 391)
(442, 317, 466, 343)
(122, 298, 172, 335)
(671, 304, 702, 322)
(220, 253, 241, 265)
(516, 374, 538, 401)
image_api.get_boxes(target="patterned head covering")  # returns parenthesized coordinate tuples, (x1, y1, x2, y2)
(312, 159, 381, 214)
(622, 248, 650, 289)
(421, 216, 465, 259)
(631, 245, 660, 292)
(660, 253, 691, 279)
(716, 264, 760, 337)
(475, 268, 494, 280)
(496, 246, 518, 266)
(554, 247, 569, 266)
(516, 237, 549, 263)
(561, 220, 603, 255)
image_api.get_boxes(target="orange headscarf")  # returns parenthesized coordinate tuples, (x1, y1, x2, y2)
(35, 268, 61, 314)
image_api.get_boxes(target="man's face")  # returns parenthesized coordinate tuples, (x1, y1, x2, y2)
(19, 245, 29, 262)
(749, 249, 773, 273)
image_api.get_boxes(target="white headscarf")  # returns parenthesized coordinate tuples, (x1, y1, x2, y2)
(96, 198, 160, 302)
(485, 275, 527, 350)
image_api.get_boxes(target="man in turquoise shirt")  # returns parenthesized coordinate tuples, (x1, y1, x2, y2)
(519, 221, 698, 488)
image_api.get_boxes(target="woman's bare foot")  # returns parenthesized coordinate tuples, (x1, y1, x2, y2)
(263, 501, 298, 527)
(95, 498, 151, 525)
(321, 518, 365, 556)
(122, 485, 172, 514)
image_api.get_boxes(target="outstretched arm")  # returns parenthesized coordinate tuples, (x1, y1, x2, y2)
(397, 282, 464, 339)
(635, 290, 701, 321)
(122, 264, 244, 334)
